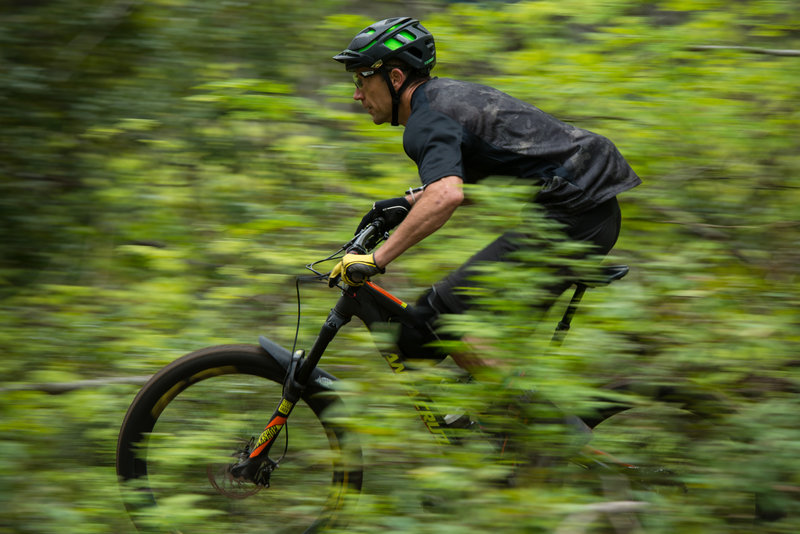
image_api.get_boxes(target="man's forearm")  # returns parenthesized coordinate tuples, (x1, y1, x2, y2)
(374, 176, 463, 268)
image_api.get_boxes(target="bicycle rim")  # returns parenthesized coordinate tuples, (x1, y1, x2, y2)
(116, 344, 361, 534)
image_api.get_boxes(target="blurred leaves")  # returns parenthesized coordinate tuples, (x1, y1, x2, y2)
(1, 0, 800, 532)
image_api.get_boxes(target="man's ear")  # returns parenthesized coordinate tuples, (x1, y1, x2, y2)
(390, 68, 406, 90)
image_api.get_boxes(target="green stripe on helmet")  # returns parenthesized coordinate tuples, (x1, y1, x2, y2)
(384, 38, 403, 51)
(358, 40, 378, 53)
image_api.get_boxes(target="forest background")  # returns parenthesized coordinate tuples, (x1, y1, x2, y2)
(1, 0, 799, 532)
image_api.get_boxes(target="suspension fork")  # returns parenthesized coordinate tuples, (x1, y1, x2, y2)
(232, 296, 355, 481)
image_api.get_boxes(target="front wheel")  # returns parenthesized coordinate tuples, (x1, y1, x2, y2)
(116, 344, 362, 533)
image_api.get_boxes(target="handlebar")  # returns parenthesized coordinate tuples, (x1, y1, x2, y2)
(304, 217, 389, 284)
(346, 217, 387, 255)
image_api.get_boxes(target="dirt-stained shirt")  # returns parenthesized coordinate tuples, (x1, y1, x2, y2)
(403, 77, 641, 215)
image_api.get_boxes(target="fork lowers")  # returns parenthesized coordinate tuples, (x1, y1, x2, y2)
(229, 455, 278, 487)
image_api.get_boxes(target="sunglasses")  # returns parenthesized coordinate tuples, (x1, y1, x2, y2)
(352, 69, 379, 89)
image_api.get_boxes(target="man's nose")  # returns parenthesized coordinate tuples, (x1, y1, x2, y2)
(353, 87, 363, 100)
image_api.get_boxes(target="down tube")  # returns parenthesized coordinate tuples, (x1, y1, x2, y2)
(355, 282, 453, 446)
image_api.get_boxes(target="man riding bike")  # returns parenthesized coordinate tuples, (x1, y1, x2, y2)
(331, 17, 640, 375)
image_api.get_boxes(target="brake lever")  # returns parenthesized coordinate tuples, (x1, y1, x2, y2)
(312, 217, 390, 288)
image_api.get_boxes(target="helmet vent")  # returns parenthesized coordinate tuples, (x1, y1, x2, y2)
(384, 38, 403, 51)
(398, 30, 415, 41)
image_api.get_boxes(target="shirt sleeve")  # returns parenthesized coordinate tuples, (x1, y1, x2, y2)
(403, 110, 464, 187)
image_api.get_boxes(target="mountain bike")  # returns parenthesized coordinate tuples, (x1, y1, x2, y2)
(116, 216, 719, 533)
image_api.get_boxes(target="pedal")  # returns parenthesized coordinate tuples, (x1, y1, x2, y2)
(443, 412, 474, 429)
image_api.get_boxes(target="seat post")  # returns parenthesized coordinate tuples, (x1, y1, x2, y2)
(550, 265, 629, 347)
(551, 283, 587, 347)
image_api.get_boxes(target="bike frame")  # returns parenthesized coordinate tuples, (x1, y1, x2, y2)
(239, 278, 605, 483)
(245, 279, 454, 476)
(231, 218, 629, 482)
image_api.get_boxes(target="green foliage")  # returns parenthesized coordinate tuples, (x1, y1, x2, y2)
(1, 0, 799, 532)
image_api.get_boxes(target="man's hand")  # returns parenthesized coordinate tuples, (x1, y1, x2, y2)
(356, 197, 411, 234)
(329, 253, 385, 287)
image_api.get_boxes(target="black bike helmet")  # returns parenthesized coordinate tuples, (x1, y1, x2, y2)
(333, 17, 436, 126)
(333, 17, 436, 74)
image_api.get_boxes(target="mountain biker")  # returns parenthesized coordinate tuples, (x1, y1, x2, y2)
(331, 17, 641, 374)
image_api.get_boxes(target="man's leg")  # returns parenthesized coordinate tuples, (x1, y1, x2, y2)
(398, 197, 622, 375)
(436, 197, 622, 366)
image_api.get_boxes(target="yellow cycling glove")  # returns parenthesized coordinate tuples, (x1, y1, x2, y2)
(329, 253, 385, 287)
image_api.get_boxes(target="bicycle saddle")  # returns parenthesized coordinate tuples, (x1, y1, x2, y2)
(578, 265, 629, 288)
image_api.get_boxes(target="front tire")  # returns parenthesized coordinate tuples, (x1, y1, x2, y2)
(116, 344, 362, 533)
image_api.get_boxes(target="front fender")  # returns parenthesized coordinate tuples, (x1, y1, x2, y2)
(258, 335, 338, 394)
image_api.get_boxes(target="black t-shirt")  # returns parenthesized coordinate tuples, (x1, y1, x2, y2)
(403, 78, 641, 215)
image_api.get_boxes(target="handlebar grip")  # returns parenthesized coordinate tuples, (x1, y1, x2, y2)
(371, 216, 387, 234)
(348, 217, 386, 254)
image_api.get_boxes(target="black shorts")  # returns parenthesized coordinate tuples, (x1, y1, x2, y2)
(431, 197, 622, 315)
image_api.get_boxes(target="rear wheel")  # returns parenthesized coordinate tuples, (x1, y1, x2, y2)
(582, 401, 733, 528)
(116, 344, 362, 533)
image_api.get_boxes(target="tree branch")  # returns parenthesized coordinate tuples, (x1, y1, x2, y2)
(1, 376, 151, 394)
(686, 45, 800, 57)
(56, 0, 139, 81)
